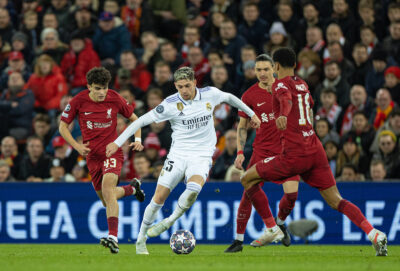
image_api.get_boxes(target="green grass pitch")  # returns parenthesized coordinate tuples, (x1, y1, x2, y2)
(1, 244, 399, 271)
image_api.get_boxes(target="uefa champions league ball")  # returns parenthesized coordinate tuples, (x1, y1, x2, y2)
(169, 230, 196, 254)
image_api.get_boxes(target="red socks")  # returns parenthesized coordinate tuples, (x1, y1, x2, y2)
(236, 191, 253, 234)
(107, 216, 118, 237)
(278, 192, 298, 221)
(338, 199, 373, 234)
(122, 185, 134, 196)
(245, 185, 276, 228)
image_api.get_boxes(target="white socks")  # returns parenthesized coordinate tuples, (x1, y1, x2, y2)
(166, 182, 202, 225)
(236, 234, 244, 242)
(108, 235, 118, 243)
(137, 199, 163, 241)
(276, 217, 285, 226)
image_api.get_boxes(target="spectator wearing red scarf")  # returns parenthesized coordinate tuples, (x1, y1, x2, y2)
(370, 88, 397, 130)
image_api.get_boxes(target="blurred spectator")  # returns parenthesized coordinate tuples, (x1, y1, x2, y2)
(42, 12, 68, 43)
(202, 11, 224, 42)
(264, 21, 294, 55)
(296, 1, 324, 49)
(36, 27, 69, 64)
(238, 2, 268, 53)
(148, 61, 175, 97)
(382, 20, 400, 64)
(327, 41, 354, 82)
(17, 135, 52, 181)
(207, 49, 223, 68)
(316, 88, 342, 130)
(26, 54, 68, 111)
(370, 88, 396, 130)
(330, 0, 356, 44)
(224, 164, 243, 182)
(388, 3, 400, 24)
(314, 61, 350, 109)
(209, 65, 236, 96)
(324, 23, 351, 61)
(369, 159, 387, 181)
(0, 35, 11, 67)
(139, 31, 161, 72)
(324, 140, 338, 176)
(11, 31, 33, 65)
(365, 49, 388, 97)
(20, 11, 40, 53)
(239, 60, 257, 95)
(303, 26, 325, 58)
(92, 11, 131, 66)
(149, 0, 186, 42)
(351, 43, 370, 85)
(0, 71, 34, 140)
(143, 132, 162, 165)
(372, 130, 400, 179)
(0, 136, 21, 178)
(45, 158, 75, 182)
(345, 111, 375, 159)
(384, 66, 400, 103)
(276, 0, 298, 36)
(210, 129, 236, 179)
(357, 0, 385, 41)
(0, 8, 13, 44)
(181, 46, 210, 87)
(145, 88, 163, 111)
(67, 6, 97, 39)
(52, 135, 79, 173)
(180, 25, 209, 61)
(0, 160, 14, 182)
(121, 0, 154, 45)
(235, 45, 257, 88)
(337, 133, 369, 176)
(151, 159, 164, 180)
(114, 50, 151, 92)
(209, 0, 238, 23)
(160, 41, 183, 72)
(46, 0, 70, 27)
(339, 85, 374, 135)
(0, 51, 31, 90)
(337, 163, 364, 182)
(370, 109, 400, 154)
(119, 89, 139, 112)
(103, 0, 120, 16)
(297, 49, 322, 93)
(186, 7, 206, 28)
(315, 117, 340, 145)
(133, 152, 154, 180)
(32, 113, 53, 148)
(60, 30, 100, 95)
(360, 25, 378, 55)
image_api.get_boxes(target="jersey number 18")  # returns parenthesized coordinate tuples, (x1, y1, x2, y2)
(297, 93, 312, 126)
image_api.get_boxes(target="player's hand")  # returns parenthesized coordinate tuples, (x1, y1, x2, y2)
(77, 143, 91, 157)
(129, 141, 144, 152)
(250, 115, 261, 129)
(106, 142, 119, 157)
(234, 154, 245, 170)
(276, 116, 287, 130)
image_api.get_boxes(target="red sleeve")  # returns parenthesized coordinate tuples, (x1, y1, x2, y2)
(238, 93, 250, 119)
(60, 95, 79, 124)
(116, 92, 134, 118)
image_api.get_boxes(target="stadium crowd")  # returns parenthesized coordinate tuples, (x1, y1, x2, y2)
(0, 0, 400, 183)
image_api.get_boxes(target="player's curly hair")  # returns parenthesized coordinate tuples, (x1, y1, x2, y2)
(86, 67, 111, 86)
(173, 67, 195, 82)
(272, 47, 296, 68)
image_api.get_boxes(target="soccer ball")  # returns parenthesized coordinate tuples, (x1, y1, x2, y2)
(169, 230, 196, 254)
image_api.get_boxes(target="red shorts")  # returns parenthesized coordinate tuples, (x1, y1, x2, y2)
(86, 151, 124, 191)
(255, 144, 336, 191)
(249, 151, 300, 183)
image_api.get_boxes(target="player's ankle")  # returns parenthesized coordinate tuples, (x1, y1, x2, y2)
(276, 217, 285, 225)
(236, 234, 244, 242)
(108, 235, 118, 243)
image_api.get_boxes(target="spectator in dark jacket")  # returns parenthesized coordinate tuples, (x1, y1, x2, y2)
(66, 7, 97, 39)
(0, 8, 14, 44)
(0, 51, 31, 90)
(351, 43, 370, 86)
(384, 66, 400, 104)
(0, 71, 34, 140)
(17, 136, 52, 181)
(211, 129, 237, 180)
(345, 111, 375, 159)
(365, 49, 388, 98)
(147, 61, 175, 97)
(11, 31, 33, 65)
(42, 12, 69, 43)
(372, 130, 400, 179)
(160, 41, 183, 72)
(382, 21, 400, 64)
(92, 12, 132, 65)
(35, 28, 69, 65)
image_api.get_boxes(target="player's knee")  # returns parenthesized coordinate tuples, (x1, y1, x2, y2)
(326, 198, 341, 210)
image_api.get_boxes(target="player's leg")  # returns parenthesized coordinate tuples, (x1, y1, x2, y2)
(276, 179, 299, 247)
(96, 178, 145, 205)
(320, 185, 387, 256)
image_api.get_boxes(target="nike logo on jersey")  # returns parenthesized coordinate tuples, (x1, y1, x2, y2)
(257, 102, 266, 106)
(84, 112, 93, 115)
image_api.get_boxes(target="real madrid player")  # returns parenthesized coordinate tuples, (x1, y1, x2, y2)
(106, 67, 261, 254)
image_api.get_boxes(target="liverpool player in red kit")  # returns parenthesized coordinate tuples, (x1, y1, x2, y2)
(225, 54, 300, 253)
(59, 67, 145, 254)
(241, 48, 388, 256)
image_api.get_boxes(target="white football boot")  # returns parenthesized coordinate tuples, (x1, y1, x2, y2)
(147, 218, 172, 238)
(369, 229, 388, 256)
(250, 227, 284, 247)
(136, 237, 149, 255)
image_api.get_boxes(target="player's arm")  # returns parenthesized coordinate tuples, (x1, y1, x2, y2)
(235, 117, 249, 170)
(128, 113, 144, 152)
(106, 111, 154, 157)
(276, 91, 292, 130)
(59, 120, 90, 157)
(218, 91, 261, 129)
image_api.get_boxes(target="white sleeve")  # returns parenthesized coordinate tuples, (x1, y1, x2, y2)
(114, 111, 154, 147)
(149, 101, 175, 123)
(217, 90, 255, 118)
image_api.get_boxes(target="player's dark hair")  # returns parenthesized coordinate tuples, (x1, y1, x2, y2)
(86, 67, 111, 86)
(255, 54, 274, 65)
(272, 47, 296, 68)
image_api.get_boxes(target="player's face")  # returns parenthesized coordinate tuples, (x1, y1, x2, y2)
(175, 79, 196, 101)
(88, 83, 108, 102)
(255, 61, 274, 86)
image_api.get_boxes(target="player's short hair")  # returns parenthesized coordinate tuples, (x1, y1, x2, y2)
(173, 67, 195, 82)
(272, 47, 296, 68)
(255, 54, 274, 65)
(33, 113, 51, 124)
(86, 67, 111, 86)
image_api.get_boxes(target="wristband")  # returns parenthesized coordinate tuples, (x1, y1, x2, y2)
(237, 150, 244, 155)
(135, 137, 142, 143)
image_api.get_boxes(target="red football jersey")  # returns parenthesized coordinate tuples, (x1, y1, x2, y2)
(238, 83, 281, 156)
(272, 76, 319, 156)
(60, 89, 134, 158)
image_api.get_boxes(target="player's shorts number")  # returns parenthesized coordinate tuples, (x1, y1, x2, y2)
(165, 160, 174, 172)
(104, 158, 117, 168)
(297, 93, 312, 126)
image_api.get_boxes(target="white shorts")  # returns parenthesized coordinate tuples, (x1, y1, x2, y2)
(157, 154, 213, 190)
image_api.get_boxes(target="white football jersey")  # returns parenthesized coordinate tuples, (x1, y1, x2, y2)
(150, 87, 225, 157)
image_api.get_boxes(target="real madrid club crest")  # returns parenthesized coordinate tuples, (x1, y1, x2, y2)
(177, 102, 184, 116)
(206, 102, 212, 111)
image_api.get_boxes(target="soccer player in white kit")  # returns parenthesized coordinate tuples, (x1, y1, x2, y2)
(106, 67, 260, 254)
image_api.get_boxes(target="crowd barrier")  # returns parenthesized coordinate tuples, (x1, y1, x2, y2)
(1, 182, 399, 244)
